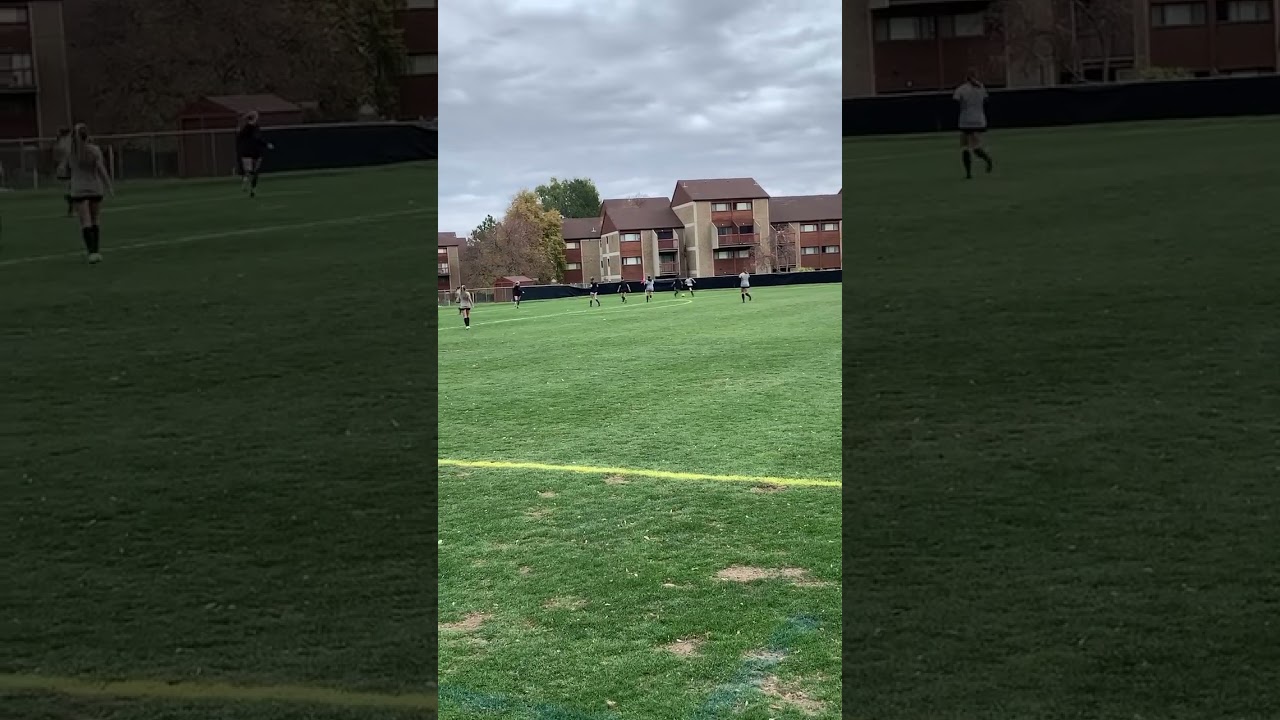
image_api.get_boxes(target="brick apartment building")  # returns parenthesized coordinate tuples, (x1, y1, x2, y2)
(561, 216, 600, 285)
(0, 0, 71, 139)
(845, 0, 1280, 95)
(400, 0, 437, 119)
(437, 231, 462, 292)
(561, 177, 842, 285)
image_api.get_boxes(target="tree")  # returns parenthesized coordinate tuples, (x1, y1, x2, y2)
(764, 223, 798, 272)
(992, 0, 1134, 85)
(503, 190, 565, 282)
(534, 177, 601, 219)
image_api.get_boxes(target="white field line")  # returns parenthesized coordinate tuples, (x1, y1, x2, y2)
(0, 208, 430, 268)
(5, 191, 315, 221)
(437, 297, 694, 330)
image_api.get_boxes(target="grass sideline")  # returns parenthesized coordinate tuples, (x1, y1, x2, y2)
(438, 285, 842, 719)
(844, 118, 1280, 718)
(0, 162, 436, 720)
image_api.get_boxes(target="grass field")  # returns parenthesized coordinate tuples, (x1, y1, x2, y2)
(845, 118, 1280, 719)
(437, 285, 842, 719)
(0, 162, 436, 719)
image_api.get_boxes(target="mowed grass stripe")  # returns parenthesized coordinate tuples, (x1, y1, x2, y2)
(439, 458, 841, 488)
(0, 674, 437, 711)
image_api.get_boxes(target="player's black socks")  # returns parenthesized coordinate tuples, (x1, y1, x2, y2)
(463, 316, 470, 327)
(90, 226, 101, 253)
(81, 226, 93, 253)
(974, 148, 993, 172)
(962, 150, 973, 178)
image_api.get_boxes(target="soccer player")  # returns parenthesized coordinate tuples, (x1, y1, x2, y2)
(738, 270, 753, 302)
(685, 276, 695, 296)
(588, 278, 601, 307)
(53, 127, 73, 217)
(236, 111, 274, 198)
(672, 276, 683, 298)
(457, 285, 474, 329)
(58, 124, 113, 264)
(512, 280, 523, 308)
(953, 69, 994, 179)
(618, 281, 629, 303)
(643, 275, 654, 302)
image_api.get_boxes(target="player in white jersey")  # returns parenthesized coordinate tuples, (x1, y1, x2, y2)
(738, 271, 752, 302)
(953, 68, 994, 179)
(643, 276, 655, 303)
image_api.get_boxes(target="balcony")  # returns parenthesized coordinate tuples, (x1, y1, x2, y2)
(710, 208, 754, 226)
(0, 70, 34, 91)
(716, 232, 756, 248)
(438, 263, 449, 276)
(658, 262, 679, 276)
(657, 238, 678, 251)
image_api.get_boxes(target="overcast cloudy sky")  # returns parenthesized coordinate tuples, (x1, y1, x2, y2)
(437, 0, 842, 236)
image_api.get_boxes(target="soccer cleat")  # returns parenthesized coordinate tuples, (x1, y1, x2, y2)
(87, 253, 102, 264)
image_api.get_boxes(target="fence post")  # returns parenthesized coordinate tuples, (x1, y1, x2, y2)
(151, 133, 158, 179)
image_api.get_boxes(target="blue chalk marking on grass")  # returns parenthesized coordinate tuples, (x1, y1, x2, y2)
(689, 615, 821, 720)
(440, 685, 616, 720)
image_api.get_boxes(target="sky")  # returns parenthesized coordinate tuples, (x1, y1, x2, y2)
(437, 0, 842, 236)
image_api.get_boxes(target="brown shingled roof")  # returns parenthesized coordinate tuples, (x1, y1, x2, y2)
(670, 178, 770, 206)
(561, 217, 602, 240)
(599, 198, 682, 233)
(769, 194, 842, 224)
(438, 232, 464, 247)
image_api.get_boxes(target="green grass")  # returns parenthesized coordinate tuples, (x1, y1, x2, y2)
(437, 286, 842, 719)
(0, 163, 435, 719)
(845, 118, 1280, 719)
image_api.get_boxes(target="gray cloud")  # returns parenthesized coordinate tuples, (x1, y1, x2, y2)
(438, 0, 842, 235)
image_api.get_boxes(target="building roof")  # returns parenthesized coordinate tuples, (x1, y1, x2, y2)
(769, 194, 842, 223)
(671, 178, 770, 206)
(562, 216, 602, 240)
(205, 94, 302, 115)
(500, 275, 536, 284)
(438, 232, 464, 247)
(599, 198, 683, 232)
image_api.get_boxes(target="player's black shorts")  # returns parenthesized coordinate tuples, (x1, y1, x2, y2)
(70, 194, 103, 204)
(960, 126, 987, 134)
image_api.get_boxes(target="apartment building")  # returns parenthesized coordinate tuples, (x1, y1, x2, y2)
(769, 194, 843, 271)
(845, 0, 1278, 95)
(561, 216, 601, 285)
(596, 198, 684, 282)
(670, 178, 773, 277)
(400, 0, 437, 119)
(437, 231, 463, 292)
(0, 0, 71, 139)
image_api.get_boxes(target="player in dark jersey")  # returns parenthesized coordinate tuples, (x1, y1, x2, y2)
(588, 278, 601, 307)
(512, 281, 523, 308)
(618, 281, 629, 303)
(236, 111, 274, 198)
(672, 276, 684, 298)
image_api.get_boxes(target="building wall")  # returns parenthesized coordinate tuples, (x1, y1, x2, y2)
(437, 245, 461, 292)
(1147, 0, 1279, 73)
(563, 238, 586, 284)
(797, 220, 843, 270)
(28, 0, 70, 136)
(598, 232, 621, 281)
(846, 0, 876, 96)
(579, 238, 602, 284)
(399, 4, 437, 119)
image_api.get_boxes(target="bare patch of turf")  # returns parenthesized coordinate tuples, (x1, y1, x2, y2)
(518, 565, 532, 576)
(440, 612, 491, 633)
(543, 596, 588, 611)
(536, 490, 557, 498)
(523, 507, 552, 519)
(603, 474, 629, 485)
(750, 483, 787, 493)
(662, 636, 705, 658)
(760, 675, 826, 716)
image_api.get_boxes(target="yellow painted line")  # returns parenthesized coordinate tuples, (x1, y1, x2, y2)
(0, 673, 437, 711)
(438, 458, 840, 488)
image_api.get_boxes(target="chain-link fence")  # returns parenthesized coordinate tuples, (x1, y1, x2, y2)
(439, 287, 522, 306)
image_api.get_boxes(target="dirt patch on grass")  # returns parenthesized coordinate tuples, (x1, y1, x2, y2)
(750, 483, 787, 493)
(543, 596, 588, 611)
(760, 676, 826, 716)
(716, 565, 829, 587)
(661, 582, 688, 589)
(604, 474, 630, 485)
(744, 649, 788, 664)
(662, 636, 705, 657)
(537, 489, 557, 498)
(440, 612, 490, 633)
(523, 507, 552, 519)
(518, 565, 533, 576)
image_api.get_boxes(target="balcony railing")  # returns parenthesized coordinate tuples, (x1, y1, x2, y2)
(658, 262, 679, 276)
(657, 238, 678, 251)
(716, 232, 756, 247)
(0, 70, 34, 89)
(438, 263, 450, 275)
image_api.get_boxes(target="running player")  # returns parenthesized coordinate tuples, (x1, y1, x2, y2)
(685, 276, 695, 296)
(588, 278, 602, 307)
(58, 123, 113, 264)
(512, 280, 523, 308)
(643, 275, 654, 302)
(953, 69, 994, 179)
(618, 281, 629, 303)
(236, 111, 274, 197)
(457, 285, 474, 329)
(672, 276, 683, 298)
(738, 270, 753, 302)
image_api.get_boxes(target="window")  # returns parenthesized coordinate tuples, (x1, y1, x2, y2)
(406, 54, 437, 76)
(1218, 0, 1272, 21)
(655, 229, 674, 240)
(940, 12, 985, 37)
(714, 250, 733, 259)
(621, 232, 640, 242)
(1151, 2, 1207, 25)
(738, 225, 753, 235)
(438, 247, 446, 254)
(438, 263, 449, 274)
(800, 223, 818, 232)
(565, 241, 580, 249)
(566, 262, 582, 270)
(717, 225, 734, 236)
(622, 257, 642, 266)
(823, 245, 840, 254)
(0, 54, 33, 87)
(874, 16, 936, 41)
(822, 222, 839, 232)
(734, 201, 752, 211)
(711, 202, 730, 211)
(0, 7, 28, 23)
(735, 249, 750, 258)
(406, 0, 437, 8)
(802, 247, 820, 255)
